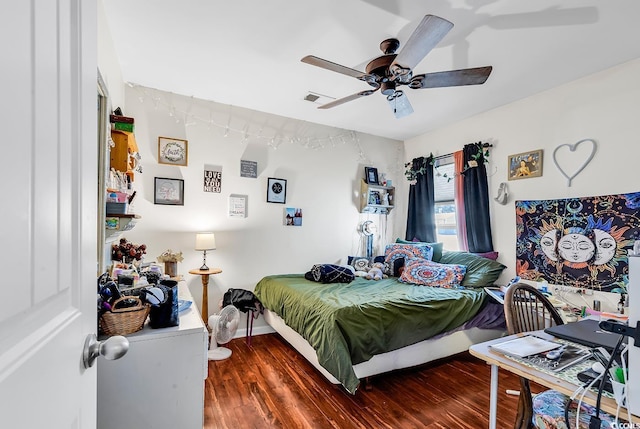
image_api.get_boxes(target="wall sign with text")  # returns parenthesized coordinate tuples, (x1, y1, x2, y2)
(204, 166, 222, 193)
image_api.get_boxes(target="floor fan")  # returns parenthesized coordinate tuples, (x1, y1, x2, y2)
(208, 305, 240, 361)
(359, 220, 376, 258)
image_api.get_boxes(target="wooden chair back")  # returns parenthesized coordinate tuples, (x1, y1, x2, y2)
(504, 283, 564, 335)
(503, 283, 565, 429)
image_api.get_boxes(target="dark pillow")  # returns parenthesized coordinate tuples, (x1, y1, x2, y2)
(395, 238, 444, 262)
(398, 258, 466, 288)
(438, 251, 506, 287)
(305, 264, 355, 283)
(472, 251, 500, 261)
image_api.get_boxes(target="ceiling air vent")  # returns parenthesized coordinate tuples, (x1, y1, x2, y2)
(303, 91, 335, 105)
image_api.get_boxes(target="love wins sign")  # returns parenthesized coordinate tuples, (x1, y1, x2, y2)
(204, 168, 222, 193)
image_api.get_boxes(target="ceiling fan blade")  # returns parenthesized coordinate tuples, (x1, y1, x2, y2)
(410, 66, 493, 89)
(301, 55, 368, 80)
(390, 15, 454, 78)
(387, 91, 413, 119)
(318, 89, 378, 109)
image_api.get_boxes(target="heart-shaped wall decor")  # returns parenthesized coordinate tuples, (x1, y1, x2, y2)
(552, 139, 597, 187)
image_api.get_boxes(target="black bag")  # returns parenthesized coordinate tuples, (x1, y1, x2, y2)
(148, 280, 179, 328)
(222, 288, 264, 313)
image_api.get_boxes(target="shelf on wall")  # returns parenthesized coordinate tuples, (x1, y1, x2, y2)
(105, 214, 141, 243)
(359, 179, 395, 214)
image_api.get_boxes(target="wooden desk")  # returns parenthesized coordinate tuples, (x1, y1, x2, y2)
(470, 331, 637, 429)
(189, 268, 222, 325)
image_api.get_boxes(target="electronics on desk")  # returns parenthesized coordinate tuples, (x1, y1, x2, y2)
(577, 368, 614, 394)
(544, 318, 627, 351)
(483, 286, 505, 304)
(483, 277, 526, 305)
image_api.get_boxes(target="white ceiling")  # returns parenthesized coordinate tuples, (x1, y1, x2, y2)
(102, 0, 640, 141)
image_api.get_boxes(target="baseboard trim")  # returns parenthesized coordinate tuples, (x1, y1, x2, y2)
(233, 324, 275, 339)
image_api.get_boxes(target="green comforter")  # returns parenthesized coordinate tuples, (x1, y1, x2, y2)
(254, 274, 486, 394)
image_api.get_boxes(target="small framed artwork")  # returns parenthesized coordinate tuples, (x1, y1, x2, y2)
(154, 177, 184, 205)
(365, 167, 379, 185)
(228, 194, 248, 218)
(158, 136, 188, 166)
(508, 149, 543, 181)
(267, 177, 287, 204)
(240, 160, 258, 178)
(284, 207, 303, 226)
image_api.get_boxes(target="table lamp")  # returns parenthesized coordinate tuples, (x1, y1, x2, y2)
(195, 232, 216, 270)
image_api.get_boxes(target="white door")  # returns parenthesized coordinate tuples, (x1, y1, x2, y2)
(0, 1, 98, 428)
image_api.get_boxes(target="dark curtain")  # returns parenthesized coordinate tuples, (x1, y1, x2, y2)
(406, 156, 436, 242)
(462, 143, 494, 252)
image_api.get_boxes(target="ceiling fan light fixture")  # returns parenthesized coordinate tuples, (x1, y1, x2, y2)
(300, 14, 492, 118)
(381, 81, 396, 96)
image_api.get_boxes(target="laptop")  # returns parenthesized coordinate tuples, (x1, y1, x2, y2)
(544, 318, 627, 351)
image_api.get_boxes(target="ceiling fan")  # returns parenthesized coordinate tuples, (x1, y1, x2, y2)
(301, 15, 492, 118)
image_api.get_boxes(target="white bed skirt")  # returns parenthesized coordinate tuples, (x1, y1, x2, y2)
(263, 308, 505, 386)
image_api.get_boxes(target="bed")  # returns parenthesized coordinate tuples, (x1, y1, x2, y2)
(254, 249, 508, 394)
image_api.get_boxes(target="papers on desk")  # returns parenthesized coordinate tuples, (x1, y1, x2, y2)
(527, 344, 591, 372)
(491, 335, 591, 372)
(490, 335, 560, 358)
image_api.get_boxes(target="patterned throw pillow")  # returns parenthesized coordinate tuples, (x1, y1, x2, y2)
(395, 238, 444, 262)
(398, 258, 467, 288)
(346, 255, 385, 272)
(383, 244, 433, 277)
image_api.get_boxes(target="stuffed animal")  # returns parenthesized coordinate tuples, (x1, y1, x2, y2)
(365, 262, 387, 280)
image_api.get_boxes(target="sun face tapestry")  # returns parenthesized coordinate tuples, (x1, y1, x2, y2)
(515, 192, 640, 291)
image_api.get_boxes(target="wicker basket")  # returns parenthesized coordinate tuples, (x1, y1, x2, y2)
(100, 296, 150, 336)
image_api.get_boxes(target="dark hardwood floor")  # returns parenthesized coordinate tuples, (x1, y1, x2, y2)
(204, 333, 541, 428)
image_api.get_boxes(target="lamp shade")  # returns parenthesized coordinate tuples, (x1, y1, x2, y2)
(195, 232, 216, 250)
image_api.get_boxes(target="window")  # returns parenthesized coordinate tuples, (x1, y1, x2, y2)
(433, 156, 459, 250)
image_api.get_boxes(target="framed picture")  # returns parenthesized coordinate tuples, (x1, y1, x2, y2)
(228, 194, 248, 218)
(508, 149, 543, 180)
(266, 177, 287, 204)
(154, 177, 184, 205)
(365, 167, 379, 185)
(284, 207, 303, 226)
(158, 136, 188, 166)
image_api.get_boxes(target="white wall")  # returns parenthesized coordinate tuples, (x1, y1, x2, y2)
(97, 0, 124, 108)
(405, 58, 640, 311)
(120, 86, 404, 329)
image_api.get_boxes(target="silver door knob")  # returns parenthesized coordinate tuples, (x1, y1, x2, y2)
(82, 333, 129, 368)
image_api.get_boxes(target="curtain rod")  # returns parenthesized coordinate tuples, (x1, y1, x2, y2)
(426, 142, 493, 161)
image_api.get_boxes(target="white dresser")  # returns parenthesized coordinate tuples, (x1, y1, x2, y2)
(97, 282, 208, 429)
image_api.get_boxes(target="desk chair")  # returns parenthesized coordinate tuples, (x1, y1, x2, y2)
(504, 283, 618, 429)
(505, 283, 565, 429)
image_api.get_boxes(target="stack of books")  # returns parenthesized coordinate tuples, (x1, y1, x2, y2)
(110, 114, 134, 132)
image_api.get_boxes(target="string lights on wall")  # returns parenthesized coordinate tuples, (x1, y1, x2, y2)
(128, 83, 370, 159)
